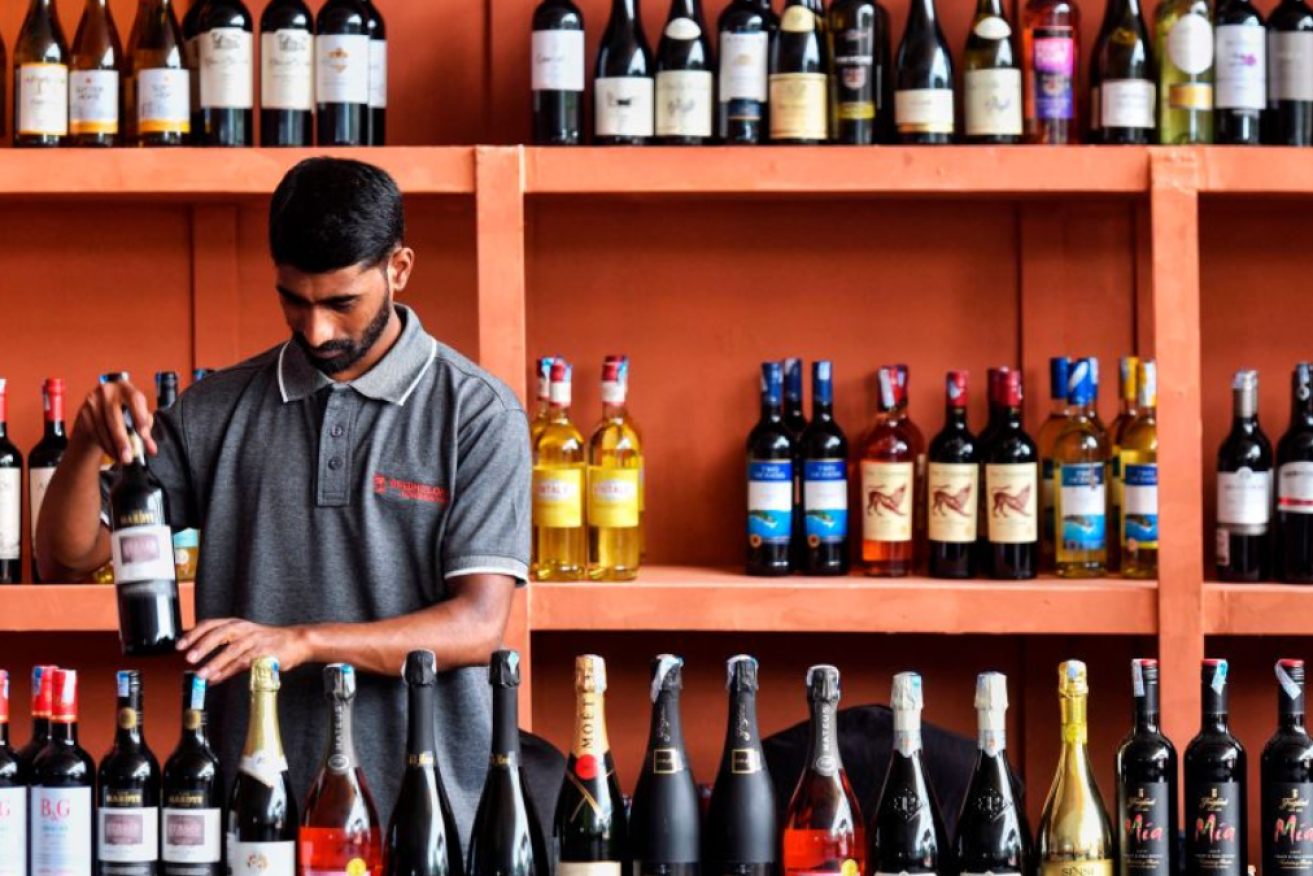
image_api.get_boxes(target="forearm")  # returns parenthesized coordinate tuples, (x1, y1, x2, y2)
(35, 432, 111, 580)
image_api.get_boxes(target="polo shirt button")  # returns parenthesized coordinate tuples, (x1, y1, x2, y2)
(331, 424, 344, 438)
(329, 457, 343, 471)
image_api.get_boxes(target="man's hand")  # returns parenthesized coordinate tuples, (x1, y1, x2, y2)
(73, 378, 158, 465)
(178, 619, 312, 684)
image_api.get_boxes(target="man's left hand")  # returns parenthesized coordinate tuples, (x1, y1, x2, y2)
(178, 619, 312, 684)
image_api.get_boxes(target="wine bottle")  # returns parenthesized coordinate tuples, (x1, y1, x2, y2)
(180, 0, 203, 140)
(983, 369, 1039, 579)
(0, 380, 22, 584)
(30, 669, 94, 876)
(531, 0, 584, 145)
(1213, 0, 1265, 144)
(928, 371, 978, 579)
(862, 367, 917, 577)
(1021, 0, 1079, 142)
(196, 0, 252, 145)
(748, 362, 796, 576)
(362, 0, 385, 144)
(384, 650, 464, 876)
(1108, 357, 1140, 573)
(782, 665, 865, 876)
(1185, 659, 1247, 876)
(13, 0, 70, 146)
(301, 664, 383, 876)
(315, 0, 370, 146)
(1217, 368, 1273, 582)
(1119, 361, 1158, 579)
(69, 0, 122, 145)
(227, 656, 298, 876)
(654, 0, 714, 143)
(587, 354, 643, 584)
(1037, 661, 1114, 876)
(594, 0, 655, 143)
(153, 372, 196, 586)
(716, 0, 773, 143)
(1054, 358, 1110, 578)
(530, 357, 555, 447)
(869, 673, 949, 876)
(126, 0, 190, 146)
(1038, 357, 1071, 572)
(18, 665, 55, 774)
(629, 655, 700, 876)
(1267, 0, 1313, 145)
(1262, 659, 1313, 876)
(1091, 0, 1153, 141)
(162, 672, 222, 876)
(828, 0, 880, 143)
(0, 671, 24, 874)
(97, 669, 161, 875)
(783, 358, 807, 572)
(108, 409, 183, 656)
(29, 378, 66, 583)
(783, 358, 807, 438)
(705, 656, 777, 876)
(955, 673, 1032, 876)
(533, 358, 587, 580)
(1116, 659, 1178, 876)
(800, 361, 850, 576)
(467, 651, 550, 876)
(894, 0, 954, 144)
(1278, 364, 1313, 581)
(964, 0, 1022, 142)
(1154, 0, 1213, 143)
(769, 0, 828, 143)
(259, 0, 314, 146)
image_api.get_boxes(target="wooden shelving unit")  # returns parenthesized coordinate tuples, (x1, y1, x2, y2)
(0, 583, 196, 631)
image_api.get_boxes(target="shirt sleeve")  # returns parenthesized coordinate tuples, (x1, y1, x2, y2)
(98, 401, 198, 533)
(442, 404, 531, 584)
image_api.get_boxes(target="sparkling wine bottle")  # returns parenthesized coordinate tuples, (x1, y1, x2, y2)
(705, 656, 777, 876)
(955, 673, 1032, 876)
(629, 655, 699, 876)
(227, 656, 297, 876)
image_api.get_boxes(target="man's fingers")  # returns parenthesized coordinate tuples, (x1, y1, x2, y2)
(103, 401, 134, 466)
(184, 620, 244, 663)
(177, 617, 234, 650)
(129, 391, 157, 456)
(200, 642, 254, 684)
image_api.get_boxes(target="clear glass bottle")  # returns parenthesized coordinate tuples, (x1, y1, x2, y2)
(532, 359, 587, 580)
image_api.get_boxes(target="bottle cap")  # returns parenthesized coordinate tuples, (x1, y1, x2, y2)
(1202, 658, 1229, 692)
(43, 378, 65, 397)
(33, 665, 56, 718)
(805, 664, 841, 704)
(404, 649, 437, 687)
(877, 366, 902, 411)
(1058, 660, 1088, 697)
(814, 361, 834, 405)
(650, 654, 683, 700)
(182, 672, 208, 712)
(116, 669, 141, 699)
(946, 371, 968, 408)
(250, 656, 281, 692)
(1068, 359, 1095, 407)
(892, 672, 923, 711)
(1132, 658, 1159, 697)
(761, 362, 783, 405)
(784, 358, 804, 401)
(1049, 357, 1070, 400)
(156, 371, 179, 391)
(1001, 369, 1024, 407)
(1137, 360, 1158, 408)
(535, 357, 554, 401)
(51, 669, 78, 722)
(1278, 659, 1306, 698)
(574, 655, 607, 693)
(727, 655, 759, 692)
(1234, 369, 1259, 393)
(324, 663, 357, 700)
(1296, 364, 1312, 402)
(1120, 356, 1140, 402)
(490, 650, 521, 688)
(975, 672, 1008, 711)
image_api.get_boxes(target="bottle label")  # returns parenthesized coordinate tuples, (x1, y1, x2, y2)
(656, 69, 714, 137)
(1170, 82, 1213, 110)
(1215, 25, 1266, 110)
(1189, 782, 1241, 872)
(861, 460, 914, 543)
(587, 467, 640, 528)
(227, 839, 295, 876)
(1101, 79, 1156, 129)
(833, 23, 876, 120)
(559, 865, 623, 876)
(162, 808, 221, 863)
(1041, 863, 1113, 876)
(1280, 461, 1313, 514)
(986, 462, 1039, 543)
(0, 468, 22, 561)
(0, 786, 26, 876)
(261, 30, 314, 111)
(1268, 783, 1313, 873)
(731, 747, 763, 773)
(1121, 783, 1171, 874)
(803, 459, 849, 543)
(1032, 29, 1075, 120)
(238, 749, 289, 790)
(199, 27, 253, 109)
(531, 29, 585, 92)
(1168, 13, 1214, 75)
(136, 68, 191, 134)
(97, 807, 159, 863)
(973, 15, 1011, 38)
(28, 465, 60, 548)
(533, 466, 584, 528)
(595, 76, 655, 137)
(31, 786, 92, 876)
(1270, 31, 1313, 102)
(895, 88, 954, 133)
(719, 30, 768, 103)
(965, 67, 1022, 136)
(18, 63, 69, 136)
(748, 460, 793, 545)
(111, 523, 177, 583)
(1217, 468, 1272, 531)
(927, 462, 978, 543)
(1058, 462, 1107, 552)
(315, 34, 371, 105)
(1122, 462, 1159, 549)
(369, 39, 387, 108)
(651, 746, 685, 774)
(69, 69, 119, 135)
(768, 72, 827, 139)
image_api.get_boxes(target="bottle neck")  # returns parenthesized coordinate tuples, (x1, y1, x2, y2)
(491, 686, 521, 765)
(611, 0, 639, 22)
(572, 688, 611, 758)
(325, 694, 358, 771)
(1281, 709, 1307, 731)
(666, 0, 698, 21)
(0, 721, 7, 748)
(974, 0, 1003, 16)
(1003, 404, 1024, 430)
(1059, 695, 1089, 748)
(761, 397, 783, 422)
(43, 419, 65, 441)
(894, 707, 923, 757)
(406, 684, 437, 767)
(805, 699, 840, 775)
(115, 693, 144, 747)
(1292, 391, 1313, 428)
(977, 707, 1006, 753)
(944, 405, 968, 431)
(1234, 387, 1259, 424)
(51, 718, 78, 744)
(909, 0, 936, 24)
(812, 398, 834, 421)
(725, 688, 763, 750)
(648, 690, 685, 752)
(181, 708, 209, 746)
(243, 688, 284, 761)
(602, 400, 628, 421)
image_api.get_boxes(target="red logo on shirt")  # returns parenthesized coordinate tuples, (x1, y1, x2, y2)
(373, 472, 449, 505)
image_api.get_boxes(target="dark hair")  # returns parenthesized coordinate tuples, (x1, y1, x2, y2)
(269, 157, 405, 273)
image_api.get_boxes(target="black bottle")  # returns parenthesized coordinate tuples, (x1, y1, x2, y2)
(1184, 659, 1247, 876)
(98, 670, 162, 876)
(981, 370, 1039, 579)
(800, 361, 850, 576)
(629, 655, 699, 876)
(1277, 364, 1313, 582)
(928, 370, 978, 578)
(1217, 369, 1273, 582)
(1116, 659, 1178, 876)
(162, 672, 222, 876)
(1261, 659, 1313, 876)
(955, 672, 1031, 876)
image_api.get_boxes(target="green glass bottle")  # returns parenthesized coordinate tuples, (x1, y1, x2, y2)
(1055, 358, 1111, 578)
(1154, 0, 1213, 143)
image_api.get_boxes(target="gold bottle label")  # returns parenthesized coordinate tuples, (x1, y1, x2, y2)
(1041, 863, 1112, 876)
(533, 466, 584, 528)
(587, 467, 640, 528)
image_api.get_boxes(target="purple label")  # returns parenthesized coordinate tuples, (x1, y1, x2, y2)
(1033, 31, 1074, 119)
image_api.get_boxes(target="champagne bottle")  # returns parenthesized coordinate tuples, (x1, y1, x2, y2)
(588, 357, 643, 581)
(869, 673, 949, 876)
(97, 670, 161, 875)
(655, 0, 714, 143)
(125, 0, 190, 146)
(1037, 661, 1114, 876)
(13, 0, 70, 146)
(629, 655, 700, 876)
(69, 0, 122, 145)
(894, 0, 954, 143)
(1267, 0, 1313, 145)
(361, 0, 385, 144)
(162, 673, 222, 876)
(964, 0, 1022, 142)
(259, 0, 313, 146)
(30, 669, 95, 876)
(531, 0, 585, 144)
(0, 381, 23, 584)
(800, 361, 850, 576)
(1261, 659, 1313, 876)
(1119, 361, 1159, 579)
(782, 666, 865, 876)
(29, 380, 67, 582)
(594, 0, 655, 143)
(467, 651, 550, 876)
(315, 0, 370, 146)
(955, 673, 1032, 876)
(828, 0, 881, 143)
(227, 656, 297, 876)
(928, 371, 978, 579)
(747, 362, 796, 576)
(0, 671, 25, 874)
(1054, 358, 1110, 578)
(1213, 0, 1265, 144)
(533, 358, 587, 580)
(705, 656, 777, 876)
(769, 0, 828, 143)
(301, 664, 383, 876)
(1021, 0, 1080, 143)
(196, 0, 252, 145)
(1278, 364, 1313, 582)
(1154, 0, 1213, 143)
(384, 650, 464, 876)
(1091, 0, 1154, 142)
(17, 665, 56, 773)
(716, 0, 773, 143)
(1116, 659, 1178, 876)
(1184, 660, 1247, 876)
(1217, 368, 1273, 582)
(982, 369, 1040, 579)
(555, 655, 627, 876)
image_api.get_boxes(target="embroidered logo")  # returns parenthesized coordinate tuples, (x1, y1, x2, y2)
(373, 473, 449, 505)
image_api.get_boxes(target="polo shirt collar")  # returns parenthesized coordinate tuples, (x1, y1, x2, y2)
(278, 303, 438, 406)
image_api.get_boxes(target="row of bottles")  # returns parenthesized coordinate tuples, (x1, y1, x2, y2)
(0, 0, 386, 147)
(531, 355, 645, 581)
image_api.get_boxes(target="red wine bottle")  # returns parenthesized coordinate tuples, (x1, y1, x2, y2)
(0, 671, 25, 870)
(629, 655, 700, 876)
(1261, 659, 1313, 876)
(1277, 364, 1313, 582)
(747, 363, 797, 576)
(227, 656, 297, 876)
(928, 371, 978, 578)
(162, 672, 222, 876)
(715, 0, 773, 143)
(195, 0, 253, 145)
(0, 380, 23, 584)
(531, 0, 585, 144)
(1184, 659, 1247, 876)
(97, 669, 161, 875)
(593, 0, 655, 144)
(315, 0, 370, 145)
(1217, 369, 1273, 582)
(361, 0, 385, 143)
(17, 664, 56, 773)
(29, 378, 66, 583)
(981, 370, 1039, 579)
(259, 0, 314, 146)
(954, 673, 1031, 876)
(30, 669, 95, 876)
(1116, 659, 1177, 876)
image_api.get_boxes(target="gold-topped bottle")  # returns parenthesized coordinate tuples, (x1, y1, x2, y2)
(227, 655, 297, 868)
(1038, 660, 1114, 876)
(588, 356, 643, 581)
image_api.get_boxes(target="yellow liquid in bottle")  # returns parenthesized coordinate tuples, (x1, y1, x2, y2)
(532, 405, 587, 581)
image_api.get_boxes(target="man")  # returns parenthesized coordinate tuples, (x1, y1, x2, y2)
(36, 157, 531, 840)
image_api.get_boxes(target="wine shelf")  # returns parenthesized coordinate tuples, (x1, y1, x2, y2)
(0, 583, 196, 632)
(1204, 582, 1313, 636)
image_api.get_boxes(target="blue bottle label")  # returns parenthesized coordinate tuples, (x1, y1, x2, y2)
(803, 459, 848, 543)
(1123, 463, 1159, 549)
(748, 460, 793, 545)
(1059, 462, 1106, 551)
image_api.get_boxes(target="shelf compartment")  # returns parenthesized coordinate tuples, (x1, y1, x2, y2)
(0, 583, 196, 632)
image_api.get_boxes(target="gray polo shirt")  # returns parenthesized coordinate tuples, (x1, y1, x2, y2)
(124, 304, 530, 846)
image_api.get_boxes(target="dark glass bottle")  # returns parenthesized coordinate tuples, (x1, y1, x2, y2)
(97, 670, 161, 875)
(705, 656, 777, 876)
(195, 0, 252, 145)
(18, 665, 55, 774)
(315, 0, 370, 145)
(893, 0, 954, 143)
(1217, 369, 1273, 582)
(162, 672, 222, 876)
(715, 0, 774, 143)
(13, 0, 71, 147)
(783, 358, 807, 438)
(954, 672, 1031, 876)
(1116, 659, 1178, 876)
(259, 0, 314, 146)
(800, 361, 850, 576)
(654, 0, 714, 144)
(29, 378, 67, 583)
(361, 0, 384, 144)
(769, 0, 827, 143)
(0, 380, 23, 584)
(1278, 363, 1313, 582)
(629, 655, 699, 876)
(828, 0, 881, 143)
(1091, 0, 1154, 142)
(30, 670, 95, 876)
(227, 656, 298, 873)
(928, 370, 978, 579)
(747, 362, 797, 576)
(982, 370, 1039, 579)
(975, 367, 1006, 576)
(0, 671, 24, 869)
(1213, 0, 1265, 144)
(1184, 659, 1248, 876)
(1261, 659, 1313, 876)
(593, 0, 654, 144)
(531, 0, 584, 144)
(963, 0, 1022, 143)
(1267, 0, 1313, 145)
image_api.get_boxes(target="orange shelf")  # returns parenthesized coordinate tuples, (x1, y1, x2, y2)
(1204, 582, 1313, 635)
(0, 583, 196, 632)
(529, 567, 1158, 635)
(1197, 146, 1313, 195)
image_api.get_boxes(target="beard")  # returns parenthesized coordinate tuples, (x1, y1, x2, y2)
(295, 291, 394, 376)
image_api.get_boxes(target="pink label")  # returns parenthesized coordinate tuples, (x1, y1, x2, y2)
(1034, 37, 1074, 74)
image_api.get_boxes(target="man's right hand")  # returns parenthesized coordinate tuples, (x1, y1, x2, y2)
(71, 379, 158, 466)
